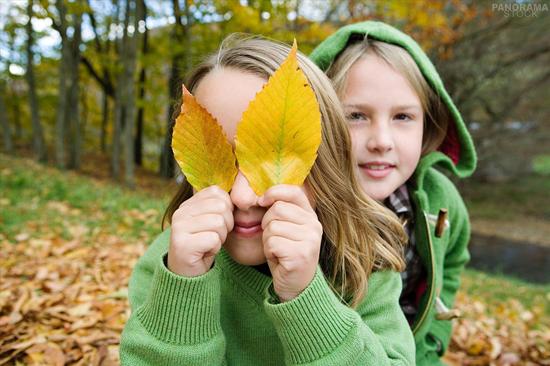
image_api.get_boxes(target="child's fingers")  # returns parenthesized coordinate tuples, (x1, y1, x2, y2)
(180, 185, 233, 212)
(178, 197, 232, 216)
(204, 186, 234, 213)
(262, 219, 305, 242)
(261, 201, 311, 229)
(197, 185, 229, 198)
(187, 231, 223, 254)
(176, 214, 229, 244)
(174, 199, 233, 233)
(174, 191, 234, 232)
(193, 199, 233, 233)
(263, 235, 300, 264)
(258, 184, 313, 212)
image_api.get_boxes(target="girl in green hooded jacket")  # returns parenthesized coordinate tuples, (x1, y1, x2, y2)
(311, 21, 477, 366)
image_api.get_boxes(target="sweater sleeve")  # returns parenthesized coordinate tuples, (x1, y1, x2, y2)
(119, 231, 226, 365)
(263, 268, 415, 365)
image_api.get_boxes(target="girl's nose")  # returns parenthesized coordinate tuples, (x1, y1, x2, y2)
(366, 121, 394, 153)
(230, 171, 259, 210)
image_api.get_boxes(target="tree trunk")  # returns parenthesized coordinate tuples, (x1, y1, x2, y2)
(293, 0, 301, 31)
(160, 60, 178, 178)
(111, 94, 123, 178)
(81, 84, 88, 140)
(111, 0, 125, 179)
(6, 28, 22, 142)
(13, 98, 22, 140)
(122, 0, 137, 187)
(134, 0, 148, 166)
(100, 91, 108, 152)
(82, 0, 115, 156)
(26, 0, 47, 162)
(120, 0, 144, 188)
(54, 0, 68, 168)
(134, 75, 144, 166)
(0, 81, 14, 153)
(159, 0, 191, 178)
(67, 8, 83, 170)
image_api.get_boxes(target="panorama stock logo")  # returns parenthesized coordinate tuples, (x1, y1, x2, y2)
(492, 1, 549, 17)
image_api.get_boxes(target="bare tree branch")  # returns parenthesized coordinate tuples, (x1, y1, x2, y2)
(80, 55, 114, 96)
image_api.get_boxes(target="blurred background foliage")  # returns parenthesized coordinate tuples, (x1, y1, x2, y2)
(1, 0, 548, 184)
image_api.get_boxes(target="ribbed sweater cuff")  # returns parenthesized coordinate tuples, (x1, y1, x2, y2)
(263, 267, 355, 364)
(136, 253, 221, 345)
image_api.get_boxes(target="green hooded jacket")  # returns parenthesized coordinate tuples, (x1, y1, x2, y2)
(310, 21, 477, 365)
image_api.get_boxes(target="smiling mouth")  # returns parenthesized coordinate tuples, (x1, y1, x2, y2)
(358, 163, 395, 179)
(360, 163, 395, 169)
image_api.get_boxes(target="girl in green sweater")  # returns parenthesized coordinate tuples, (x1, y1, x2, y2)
(311, 22, 477, 365)
(120, 35, 415, 365)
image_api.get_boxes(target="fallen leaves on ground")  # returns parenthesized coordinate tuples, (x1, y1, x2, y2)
(443, 292, 550, 365)
(2, 230, 548, 365)
(0, 230, 145, 365)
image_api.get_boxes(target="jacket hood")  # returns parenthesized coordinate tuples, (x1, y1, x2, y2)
(310, 21, 476, 179)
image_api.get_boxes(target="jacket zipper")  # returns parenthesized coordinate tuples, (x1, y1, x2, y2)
(412, 211, 437, 335)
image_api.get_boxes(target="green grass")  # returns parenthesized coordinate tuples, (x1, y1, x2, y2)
(460, 154, 550, 222)
(461, 174, 550, 221)
(533, 154, 550, 175)
(462, 268, 550, 318)
(0, 153, 169, 243)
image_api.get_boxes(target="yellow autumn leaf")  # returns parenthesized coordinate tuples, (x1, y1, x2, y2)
(172, 85, 238, 192)
(235, 40, 322, 195)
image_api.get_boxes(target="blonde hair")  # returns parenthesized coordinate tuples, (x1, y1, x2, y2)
(163, 34, 406, 307)
(326, 39, 450, 155)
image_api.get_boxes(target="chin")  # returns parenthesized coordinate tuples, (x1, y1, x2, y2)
(225, 234, 266, 265)
(361, 185, 393, 201)
(232, 254, 266, 266)
(372, 191, 392, 201)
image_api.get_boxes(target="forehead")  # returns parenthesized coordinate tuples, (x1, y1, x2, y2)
(194, 68, 267, 142)
(343, 54, 421, 107)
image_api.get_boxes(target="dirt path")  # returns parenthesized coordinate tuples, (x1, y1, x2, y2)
(471, 217, 550, 247)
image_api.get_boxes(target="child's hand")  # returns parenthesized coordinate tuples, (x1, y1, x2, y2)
(259, 185, 322, 302)
(168, 186, 234, 277)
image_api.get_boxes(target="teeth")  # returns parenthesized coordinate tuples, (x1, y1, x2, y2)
(366, 165, 388, 170)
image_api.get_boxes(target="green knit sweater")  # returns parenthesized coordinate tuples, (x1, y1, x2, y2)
(120, 229, 415, 365)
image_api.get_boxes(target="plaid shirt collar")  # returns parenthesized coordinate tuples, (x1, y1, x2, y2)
(384, 184, 413, 219)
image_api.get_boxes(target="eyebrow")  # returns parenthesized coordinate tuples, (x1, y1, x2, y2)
(343, 103, 368, 108)
(343, 103, 421, 111)
(392, 105, 422, 111)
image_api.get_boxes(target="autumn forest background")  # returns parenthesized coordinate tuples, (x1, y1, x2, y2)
(1, 0, 549, 365)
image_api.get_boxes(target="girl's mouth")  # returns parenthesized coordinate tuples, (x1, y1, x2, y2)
(359, 162, 396, 179)
(233, 221, 263, 237)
